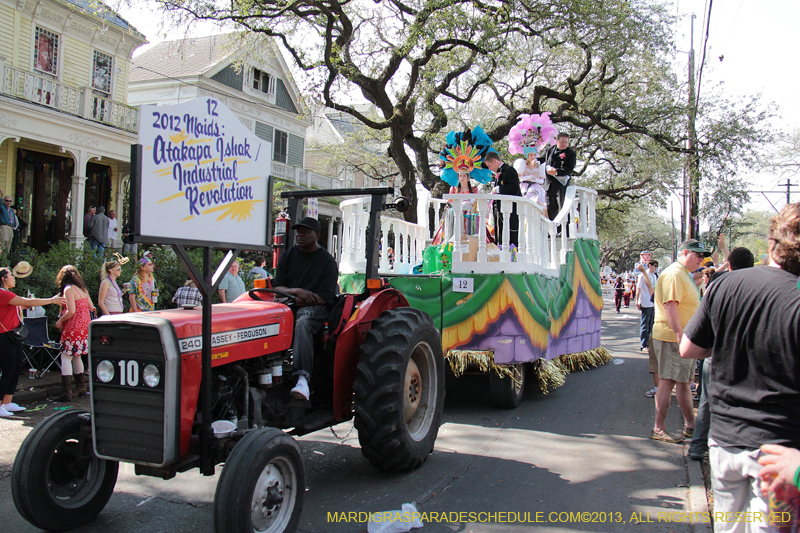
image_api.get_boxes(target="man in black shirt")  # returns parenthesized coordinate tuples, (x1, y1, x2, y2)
(539, 132, 577, 221)
(680, 203, 800, 527)
(273, 217, 338, 401)
(484, 152, 521, 247)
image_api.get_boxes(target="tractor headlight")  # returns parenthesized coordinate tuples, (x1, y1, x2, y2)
(97, 360, 115, 383)
(143, 364, 160, 388)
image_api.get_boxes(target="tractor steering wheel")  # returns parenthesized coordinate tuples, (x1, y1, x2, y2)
(248, 288, 298, 306)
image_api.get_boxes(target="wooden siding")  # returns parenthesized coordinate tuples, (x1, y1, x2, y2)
(0, 4, 14, 62)
(115, 56, 128, 102)
(16, 16, 31, 68)
(62, 35, 90, 87)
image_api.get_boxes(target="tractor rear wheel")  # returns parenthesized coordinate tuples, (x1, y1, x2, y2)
(354, 307, 445, 472)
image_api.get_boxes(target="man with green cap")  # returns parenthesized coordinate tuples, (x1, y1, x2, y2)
(649, 239, 710, 443)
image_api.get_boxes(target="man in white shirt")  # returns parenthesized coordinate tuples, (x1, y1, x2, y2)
(637, 260, 659, 397)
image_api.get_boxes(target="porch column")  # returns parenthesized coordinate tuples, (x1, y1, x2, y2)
(68, 175, 88, 246)
(327, 216, 336, 257)
(114, 179, 126, 249)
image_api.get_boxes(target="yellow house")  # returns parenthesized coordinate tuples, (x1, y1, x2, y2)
(0, 0, 146, 251)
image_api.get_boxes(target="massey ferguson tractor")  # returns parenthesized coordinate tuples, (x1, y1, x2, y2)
(12, 188, 445, 533)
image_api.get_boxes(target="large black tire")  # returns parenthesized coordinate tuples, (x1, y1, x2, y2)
(490, 363, 526, 409)
(215, 428, 305, 533)
(12, 409, 118, 531)
(354, 307, 445, 472)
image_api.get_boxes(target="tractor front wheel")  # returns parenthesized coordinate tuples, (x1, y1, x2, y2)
(354, 307, 445, 472)
(214, 428, 305, 533)
(12, 409, 118, 531)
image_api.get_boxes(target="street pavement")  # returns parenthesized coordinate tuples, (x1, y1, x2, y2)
(0, 297, 710, 532)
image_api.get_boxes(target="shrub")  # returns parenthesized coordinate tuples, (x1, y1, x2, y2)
(4, 244, 266, 339)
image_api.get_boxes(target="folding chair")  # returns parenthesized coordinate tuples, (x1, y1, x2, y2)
(23, 317, 61, 377)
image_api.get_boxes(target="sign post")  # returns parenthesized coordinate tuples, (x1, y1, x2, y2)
(130, 97, 272, 475)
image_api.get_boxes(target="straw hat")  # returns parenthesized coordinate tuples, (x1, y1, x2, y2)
(12, 261, 32, 278)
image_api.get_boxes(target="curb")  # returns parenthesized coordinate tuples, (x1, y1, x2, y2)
(686, 450, 711, 533)
(14, 385, 61, 404)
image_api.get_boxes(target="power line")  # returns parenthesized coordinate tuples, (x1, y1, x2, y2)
(695, 0, 713, 104)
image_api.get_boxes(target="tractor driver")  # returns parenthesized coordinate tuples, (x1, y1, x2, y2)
(272, 217, 338, 401)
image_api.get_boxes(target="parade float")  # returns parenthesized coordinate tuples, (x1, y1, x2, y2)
(338, 117, 609, 408)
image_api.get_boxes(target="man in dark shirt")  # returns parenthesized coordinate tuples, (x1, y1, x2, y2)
(273, 217, 338, 401)
(680, 203, 800, 528)
(484, 152, 521, 247)
(539, 133, 577, 221)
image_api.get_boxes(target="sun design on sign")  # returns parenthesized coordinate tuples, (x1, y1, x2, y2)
(202, 199, 264, 222)
(444, 140, 483, 174)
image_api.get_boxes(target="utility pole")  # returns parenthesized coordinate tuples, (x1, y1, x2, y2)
(687, 14, 700, 240)
(671, 201, 677, 262)
(785, 178, 796, 204)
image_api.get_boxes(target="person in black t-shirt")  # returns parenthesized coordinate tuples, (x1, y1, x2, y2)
(273, 217, 338, 401)
(680, 203, 800, 527)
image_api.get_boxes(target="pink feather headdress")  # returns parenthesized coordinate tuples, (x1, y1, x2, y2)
(508, 112, 557, 156)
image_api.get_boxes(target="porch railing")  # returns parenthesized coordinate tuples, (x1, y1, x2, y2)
(272, 160, 345, 189)
(0, 60, 139, 133)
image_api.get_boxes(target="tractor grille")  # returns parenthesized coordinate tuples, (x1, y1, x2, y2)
(91, 323, 174, 465)
(93, 387, 165, 463)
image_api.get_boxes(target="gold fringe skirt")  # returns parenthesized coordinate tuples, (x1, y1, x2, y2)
(444, 347, 613, 394)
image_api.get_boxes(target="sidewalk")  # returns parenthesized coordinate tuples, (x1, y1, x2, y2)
(601, 298, 711, 533)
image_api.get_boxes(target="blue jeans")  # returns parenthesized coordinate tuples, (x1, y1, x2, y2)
(639, 307, 654, 349)
(90, 237, 105, 257)
(689, 359, 711, 458)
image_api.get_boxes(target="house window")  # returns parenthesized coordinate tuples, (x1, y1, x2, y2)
(34, 27, 59, 76)
(273, 130, 288, 163)
(252, 68, 275, 95)
(92, 51, 113, 97)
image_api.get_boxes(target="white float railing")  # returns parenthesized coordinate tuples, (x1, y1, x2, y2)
(336, 186, 597, 277)
(444, 193, 559, 275)
(338, 197, 427, 275)
(551, 186, 598, 263)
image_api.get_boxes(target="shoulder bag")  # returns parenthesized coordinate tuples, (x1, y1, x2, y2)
(1, 306, 28, 343)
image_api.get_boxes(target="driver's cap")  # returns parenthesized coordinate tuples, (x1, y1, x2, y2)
(291, 217, 321, 233)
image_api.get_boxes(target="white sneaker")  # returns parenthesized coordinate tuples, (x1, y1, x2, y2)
(2, 402, 25, 412)
(0, 405, 12, 417)
(290, 376, 310, 401)
(645, 387, 657, 398)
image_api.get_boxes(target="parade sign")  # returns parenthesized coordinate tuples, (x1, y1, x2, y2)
(137, 97, 271, 247)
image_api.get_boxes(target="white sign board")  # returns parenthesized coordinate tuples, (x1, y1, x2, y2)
(137, 98, 271, 247)
(452, 277, 474, 293)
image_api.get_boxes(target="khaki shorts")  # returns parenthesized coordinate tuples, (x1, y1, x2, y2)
(653, 339, 694, 382)
(648, 335, 658, 374)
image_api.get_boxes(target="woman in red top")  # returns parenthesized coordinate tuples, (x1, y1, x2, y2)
(0, 266, 64, 417)
(51, 265, 96, 402)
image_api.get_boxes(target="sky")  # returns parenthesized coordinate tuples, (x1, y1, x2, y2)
(114, 0, 800, 213)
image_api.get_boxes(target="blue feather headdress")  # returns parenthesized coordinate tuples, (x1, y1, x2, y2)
(438, 125, 497, 187)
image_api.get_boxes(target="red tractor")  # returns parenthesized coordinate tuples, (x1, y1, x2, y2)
(12, 188, 445, 533)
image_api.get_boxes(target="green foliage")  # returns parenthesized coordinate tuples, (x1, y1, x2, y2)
(5, 244, 272, 339)
(598, 209, 674, 271)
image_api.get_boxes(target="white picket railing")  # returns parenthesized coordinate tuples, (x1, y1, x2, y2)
(339, 197, 428, 275)
(0, 61, 139, 133)
(272, 160, 345, 189)
(336, 185, 597, 277)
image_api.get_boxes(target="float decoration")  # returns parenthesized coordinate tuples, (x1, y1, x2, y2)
(439, 125, 497, 187)
(508, 112, 557, 157)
